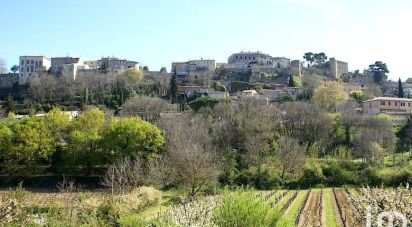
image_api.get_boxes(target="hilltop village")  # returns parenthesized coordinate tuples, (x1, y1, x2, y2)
(0, 51, 409, 124)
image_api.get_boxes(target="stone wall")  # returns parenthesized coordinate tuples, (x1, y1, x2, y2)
(0, 73, 18, 88)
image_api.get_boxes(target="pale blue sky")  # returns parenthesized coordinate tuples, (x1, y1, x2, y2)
(1, 0, 411, 79)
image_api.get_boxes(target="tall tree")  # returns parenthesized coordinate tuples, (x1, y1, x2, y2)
(169, 73, 178, 104)
(368, 61, 389, 84)
(313, 81, 348, 111)
(103, 117, 164, 160)
(314, 52, 328, 65)
(160, 67, 167, 73)
(288, 75, 295, 87)
(10, 65, 19, 74)
(398, 78, 404, 98)
(303, 52, 315, 67)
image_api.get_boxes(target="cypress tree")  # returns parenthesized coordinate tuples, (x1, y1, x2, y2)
(288, 75, 295, 87)
(169, 73, 178, 103)
(398, 78, 404, 98)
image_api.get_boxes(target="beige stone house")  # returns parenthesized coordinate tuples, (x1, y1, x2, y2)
(363, 97, 412, 124)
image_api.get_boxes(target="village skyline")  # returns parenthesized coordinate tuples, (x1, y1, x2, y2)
(1, 0, 412, 80)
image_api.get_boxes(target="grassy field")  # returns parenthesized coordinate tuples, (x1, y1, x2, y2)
(276, 190, 308, 227)
(322, 188, 339, 227)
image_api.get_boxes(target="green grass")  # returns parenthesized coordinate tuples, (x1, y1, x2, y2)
(323, 189, 339, 227)
(213, 189, 280, 227)
(384, 151, 412, 167)
(276, 190, 308, 227)
(119, 189, 182, 224)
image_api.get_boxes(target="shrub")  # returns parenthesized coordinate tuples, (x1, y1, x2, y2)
(235, 166, 281, 189)
(113, 186, 162, 215)
(322, 160, 360, 186)
(212, 189, 280, 226)
(189, 96, 228, 112)
(301, 160, 325, 186)
(364, 167, 412, 186)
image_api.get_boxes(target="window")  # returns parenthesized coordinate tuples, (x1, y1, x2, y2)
(401, 102, 405, 106)
(253, 57, 255, 60)
(395, 102, 397, 106)
(381, 101, 385, 105)
(240, 56, 242, 60)
(409, 103, 411, 107)
(39, 61, 42, 65)
(31, 60, 34, 64)
(236, 56, 238, 59)
(27, 67, 29, 72)
(388, 102, 391, 106)
(31, 66, 34, 72)
(27, 60, 29, 64)
(21, 60, 24, 65)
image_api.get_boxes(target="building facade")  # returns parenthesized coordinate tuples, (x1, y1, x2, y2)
(228, 51, 273, 68)
(100, 57, 139, 73)
(51, 57, 82, 75)
(364, 97, 407, 115)
(19, 56, 51, 85)
(272, 57, 291, 68)
(83, 60, 99, 69)
(171, 59, 215, 76)
(328, 58, 348, 79)
(363, 97, 412, 124)
(343, 83, 367, 94)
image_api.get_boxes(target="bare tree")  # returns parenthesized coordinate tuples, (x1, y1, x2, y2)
(27, 74, 58, 103)
(101, 157, 144, 195)
(278, 136, 305, 181)
(119, 96, 174, 122)
(338, 101, 362, 145)
(280, 102, 333, 148)
(160, 115, 221, 198)
(354, 116, 396, 164)
(57, 176, 78, 222)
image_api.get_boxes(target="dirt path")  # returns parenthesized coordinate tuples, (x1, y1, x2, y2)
(333, 189, 362, 227)
(298, 191, 322, 227)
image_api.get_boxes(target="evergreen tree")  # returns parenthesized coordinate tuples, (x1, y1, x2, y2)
(398, 78, 404, 98)
(288, 75, 295, 87)
(169, 73, 178, 104)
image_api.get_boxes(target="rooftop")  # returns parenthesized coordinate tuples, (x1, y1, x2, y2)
(363, 97, 412, 102)
(20, 56, 50, 60)
(232, 51, 271, 57)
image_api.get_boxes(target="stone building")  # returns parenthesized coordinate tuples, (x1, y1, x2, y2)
(171, 59, 215, 76)
(291, 60, 302, 77)
(83, 60, 99, 69)
(51, 57, 82, 75)
(343, 83, 367, 94)
(228, 51, 273, 69)
(328, 58, 348, 79)
(99, 57, 139, 73)
(19, 56, 51, 85)
(272, 57, 290, 68)
(363, 97, 412, 124)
